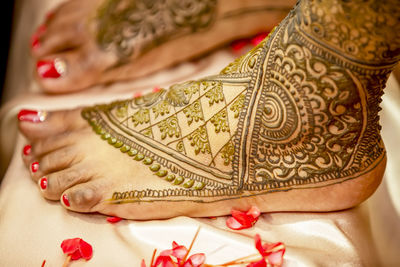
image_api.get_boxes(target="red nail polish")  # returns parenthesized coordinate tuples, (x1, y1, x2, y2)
(40, 177, 47, 190)
(18, 109, 47, 122)
(37, 60, 62, 78)
(31, 161, 39, 173)
(31, 25, 46, 51)
(62, 194, 70, 207)
(46, 11, 54, 20)
(31, 35, 40, 50)
(23, 145, 32, 156)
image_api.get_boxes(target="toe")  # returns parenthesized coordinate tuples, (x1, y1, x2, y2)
(61, 181, 103, 212)
(18, 108, 88, 140)
(34, 47, 114, 93)
(31, 146, 82, 181)
(38, 164, 93, 200)
(32, 22, 87, 58)
(31, 0, 89, 57)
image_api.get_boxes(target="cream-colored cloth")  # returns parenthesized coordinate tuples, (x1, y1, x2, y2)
(1, 0, 400, 266)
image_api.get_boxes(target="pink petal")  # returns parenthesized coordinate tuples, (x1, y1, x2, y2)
(230, 209, 250, 226)
(78, 239, 93, 260)
(246, 259, 267, 267)
(107, 216, 122, 223)
(172, 245, 188, 261)
(226, 217, 247, 230)
(246, 206, 261, 219)
(141, 259, 147, 267)
(160, 249, 174, 257)
(187, 253, 206, 267)
(226, 207, 259, 230)
(254, 234, 266, 256)
(154, 255, 176, 267)
(172, 241, 179, 249)
(265, 244, 285, 266)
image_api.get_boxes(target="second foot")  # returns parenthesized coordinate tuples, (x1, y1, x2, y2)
(32, 0, 294, 93)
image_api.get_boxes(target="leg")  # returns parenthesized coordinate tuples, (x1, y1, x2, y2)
(19, 0, 400, 219)
(32, 0, 295, 93)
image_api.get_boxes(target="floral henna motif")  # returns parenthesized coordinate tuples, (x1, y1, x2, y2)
(96, 0, 217, 61)
(83, 0, 398, 203)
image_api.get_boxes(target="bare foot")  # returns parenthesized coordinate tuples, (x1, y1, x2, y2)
(31, 0, 294, 93)
(20, 0, 399, 219)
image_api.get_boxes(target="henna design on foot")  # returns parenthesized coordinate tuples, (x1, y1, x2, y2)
(81, 0, 399, 205)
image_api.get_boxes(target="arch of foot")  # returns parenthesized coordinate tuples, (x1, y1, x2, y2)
(82, 78, 251, 202)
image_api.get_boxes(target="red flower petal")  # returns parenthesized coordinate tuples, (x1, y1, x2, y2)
(226, 206, 260, 230)
(226, 216, 249, 230)
(61, 238, 81, 255)
(250, 32, 269, 46)
(230, 39, 248, 52)
(246, 206, 261, 219)
(254, 234, 265, 256)
(172, 245, 188, 261)
(172, 241, 179, 249)
(267, 249, 285, 266)
(141, 259, 147, 267)
(41, 260, 46, 267)
(60, 238, 93, 261)
(107, 216, 122, 223)
(186, 253, 206, 267)
(247, 259, 267, 267)
(154, 255, 176, 267)
(253, 235, 285, 267)
(78, 239, 93, 260)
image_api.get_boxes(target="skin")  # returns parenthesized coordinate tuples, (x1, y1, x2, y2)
(21, 0, 400, 220)
(32, 0, 295, 93)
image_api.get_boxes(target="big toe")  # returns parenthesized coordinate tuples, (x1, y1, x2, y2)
(18, 108, 88, 140)
(35, 46, 115, 93)
(61, 181, 105, 213)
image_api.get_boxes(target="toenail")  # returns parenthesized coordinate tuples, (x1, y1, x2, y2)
(62, 194, 70, 207)
(18, 109, 47, 123)
(45, 11, 54, 21)
(31, 36, 40, 50)
(37, 58, 66, 78)
(23, 145, 32, 156)
(31, 162, 39, 173)
(31, 24, 46, 50)
(39, 177, 47, 190)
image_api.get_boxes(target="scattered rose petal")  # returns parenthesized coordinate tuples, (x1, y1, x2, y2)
(152, 86, 161, 93)
(107, 216, 122, 223)
(134, 92, 142, 98)
(251, 234, 285, 267)
(230, 39, 248, 52)
(154, 255, 176, 267)
(247, 259, 267, 267)
(41, 259, 46, 267)
(61, 238, 93, 261)
(226, 206, 261, 230)
(250, 32, 269, 46)
(184, 253, 206, 267)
